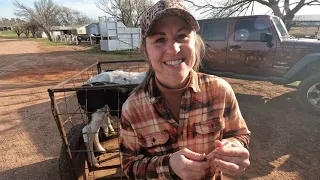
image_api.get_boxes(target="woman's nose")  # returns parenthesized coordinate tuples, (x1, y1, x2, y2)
(165, 41, 180, 55)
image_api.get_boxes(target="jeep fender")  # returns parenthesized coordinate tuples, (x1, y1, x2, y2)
(283, 53, 320, 79)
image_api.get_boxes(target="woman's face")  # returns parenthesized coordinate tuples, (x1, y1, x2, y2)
(145, 16, 196, 89)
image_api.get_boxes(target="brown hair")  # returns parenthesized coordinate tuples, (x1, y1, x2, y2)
(135, 32, 206, 92)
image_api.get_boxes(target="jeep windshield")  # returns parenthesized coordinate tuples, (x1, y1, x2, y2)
(272, 16, 292, 39)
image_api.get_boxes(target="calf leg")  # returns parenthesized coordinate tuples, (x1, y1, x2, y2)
(82, 108, 106, 167)
(101, 113, 116, 137)
(94, 128, 106, 153)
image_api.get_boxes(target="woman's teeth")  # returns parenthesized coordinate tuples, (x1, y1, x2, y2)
(165, 60, 183, 66)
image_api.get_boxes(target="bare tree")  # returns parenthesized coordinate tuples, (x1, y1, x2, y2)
(13, 24, 25, 38)
(95, 0, 153, 27)
(24, 20, 40, 38)
(13, 0, 61, 41)
(58, 6, 92, 26)
(184, 0, 320, 30)
(23, 25, 30, 38)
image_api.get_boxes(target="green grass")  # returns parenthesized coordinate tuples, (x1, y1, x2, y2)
(0, 30, 22, 38)
(85, 45, 143, 59)
(45, 41, 74, 46)
(0, 31, 144, 59)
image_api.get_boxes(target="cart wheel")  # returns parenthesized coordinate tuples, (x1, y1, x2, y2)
(59, 124, 89, 180)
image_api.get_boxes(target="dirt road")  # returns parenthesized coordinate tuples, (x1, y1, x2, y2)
(0, 38, 319, 180)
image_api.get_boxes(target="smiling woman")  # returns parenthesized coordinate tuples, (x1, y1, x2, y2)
(119, 0, 251, 180)
(143, 16, 196, 89)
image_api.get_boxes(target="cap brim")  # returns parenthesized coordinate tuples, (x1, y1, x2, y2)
(145, 8, 199, 37)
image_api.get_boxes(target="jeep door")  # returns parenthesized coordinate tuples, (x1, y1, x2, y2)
(227, 18, 277, 76)
(199, 20, 228, 71)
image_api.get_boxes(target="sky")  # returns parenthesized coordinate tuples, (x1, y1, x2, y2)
(0, 0, 319, 20)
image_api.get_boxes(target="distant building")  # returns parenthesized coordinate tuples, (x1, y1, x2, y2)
(50, 25, 88, 35)
(0, 26, 12, 31)
(294, 14, 320, 27)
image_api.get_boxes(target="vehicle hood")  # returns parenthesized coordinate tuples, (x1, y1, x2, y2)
(282, 38, 320, 50)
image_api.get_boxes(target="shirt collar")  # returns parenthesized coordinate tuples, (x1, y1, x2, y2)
(147, 70, 201, 104)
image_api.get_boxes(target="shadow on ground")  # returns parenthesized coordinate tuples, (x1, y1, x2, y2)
(0, 158, 59, 180)
(234, 91, 320, 180)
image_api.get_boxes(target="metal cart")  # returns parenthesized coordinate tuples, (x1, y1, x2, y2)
(48, 60, 147, 180)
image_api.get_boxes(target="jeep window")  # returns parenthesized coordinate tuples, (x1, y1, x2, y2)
(202, 21, 228, 41)
(234, 19, 270, 41)
(272, 16, 289, 37)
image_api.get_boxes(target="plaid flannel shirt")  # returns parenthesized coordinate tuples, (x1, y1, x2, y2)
(120, 71, 250, 180)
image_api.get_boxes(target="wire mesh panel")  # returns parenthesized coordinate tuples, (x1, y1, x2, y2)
(48, 60, 148, 180)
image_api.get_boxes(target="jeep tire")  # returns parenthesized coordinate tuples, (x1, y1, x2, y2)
(297, 73, 320, 115)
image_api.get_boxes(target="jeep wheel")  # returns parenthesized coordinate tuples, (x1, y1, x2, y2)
(297, 73, 320, 115)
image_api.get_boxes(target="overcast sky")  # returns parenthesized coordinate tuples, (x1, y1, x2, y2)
(1, 0, 319, 20)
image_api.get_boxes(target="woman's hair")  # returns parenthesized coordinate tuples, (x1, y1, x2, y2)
(135, 32, 206, 92)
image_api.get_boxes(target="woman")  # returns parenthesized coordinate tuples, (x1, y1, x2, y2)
(119, 0, 251, 179)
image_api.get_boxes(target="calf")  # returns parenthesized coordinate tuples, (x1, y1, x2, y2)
(76, 70, 145, 167)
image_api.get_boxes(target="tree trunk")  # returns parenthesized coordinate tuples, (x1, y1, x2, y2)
(285, 17, 294, 31)
(44, 29, 52, 41)
(31, 31, 37, 39)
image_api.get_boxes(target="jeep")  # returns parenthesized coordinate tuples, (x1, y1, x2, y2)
(198, 15, 320, 115)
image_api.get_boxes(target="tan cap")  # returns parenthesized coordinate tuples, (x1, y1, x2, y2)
(140, 0, 199, 41)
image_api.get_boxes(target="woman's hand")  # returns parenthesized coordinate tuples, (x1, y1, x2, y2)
(169, 148, 207, 180)
(212, 139, 250, 176)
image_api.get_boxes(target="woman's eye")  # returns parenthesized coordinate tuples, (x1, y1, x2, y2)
(155, 38, 165, 43)
(177, 34, 187, 40)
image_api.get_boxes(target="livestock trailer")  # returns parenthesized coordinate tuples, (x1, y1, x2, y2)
(48, 60, 148, 180)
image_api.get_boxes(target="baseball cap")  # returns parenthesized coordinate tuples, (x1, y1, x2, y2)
(140, 0, 199, 41)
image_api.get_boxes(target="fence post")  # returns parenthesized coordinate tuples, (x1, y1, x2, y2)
(131, 33, 133, 50)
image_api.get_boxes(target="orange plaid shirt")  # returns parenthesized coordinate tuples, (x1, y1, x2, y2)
(120, 71, 250, 180)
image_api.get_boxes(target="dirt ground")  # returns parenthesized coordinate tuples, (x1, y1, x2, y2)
(0, 38, 319, 180)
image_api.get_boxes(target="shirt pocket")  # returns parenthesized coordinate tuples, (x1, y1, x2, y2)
(139, 131, 170, 155)
(194, 118, 224, 135)
(193, 118, 224, 154)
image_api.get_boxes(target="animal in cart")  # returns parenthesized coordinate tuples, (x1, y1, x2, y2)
(76, 70, 146, 167)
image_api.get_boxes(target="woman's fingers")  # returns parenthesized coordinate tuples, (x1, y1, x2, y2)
(215, 145, 250, 159)
(209, 142, 250, 175)
(183, 157, 208, 171)
(169, 148, 208, 179)
(214, 154, 250, 168)
(213, 158, 241, 172)
(212, 156, 249, 175)
(182, 148, 206, 161)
